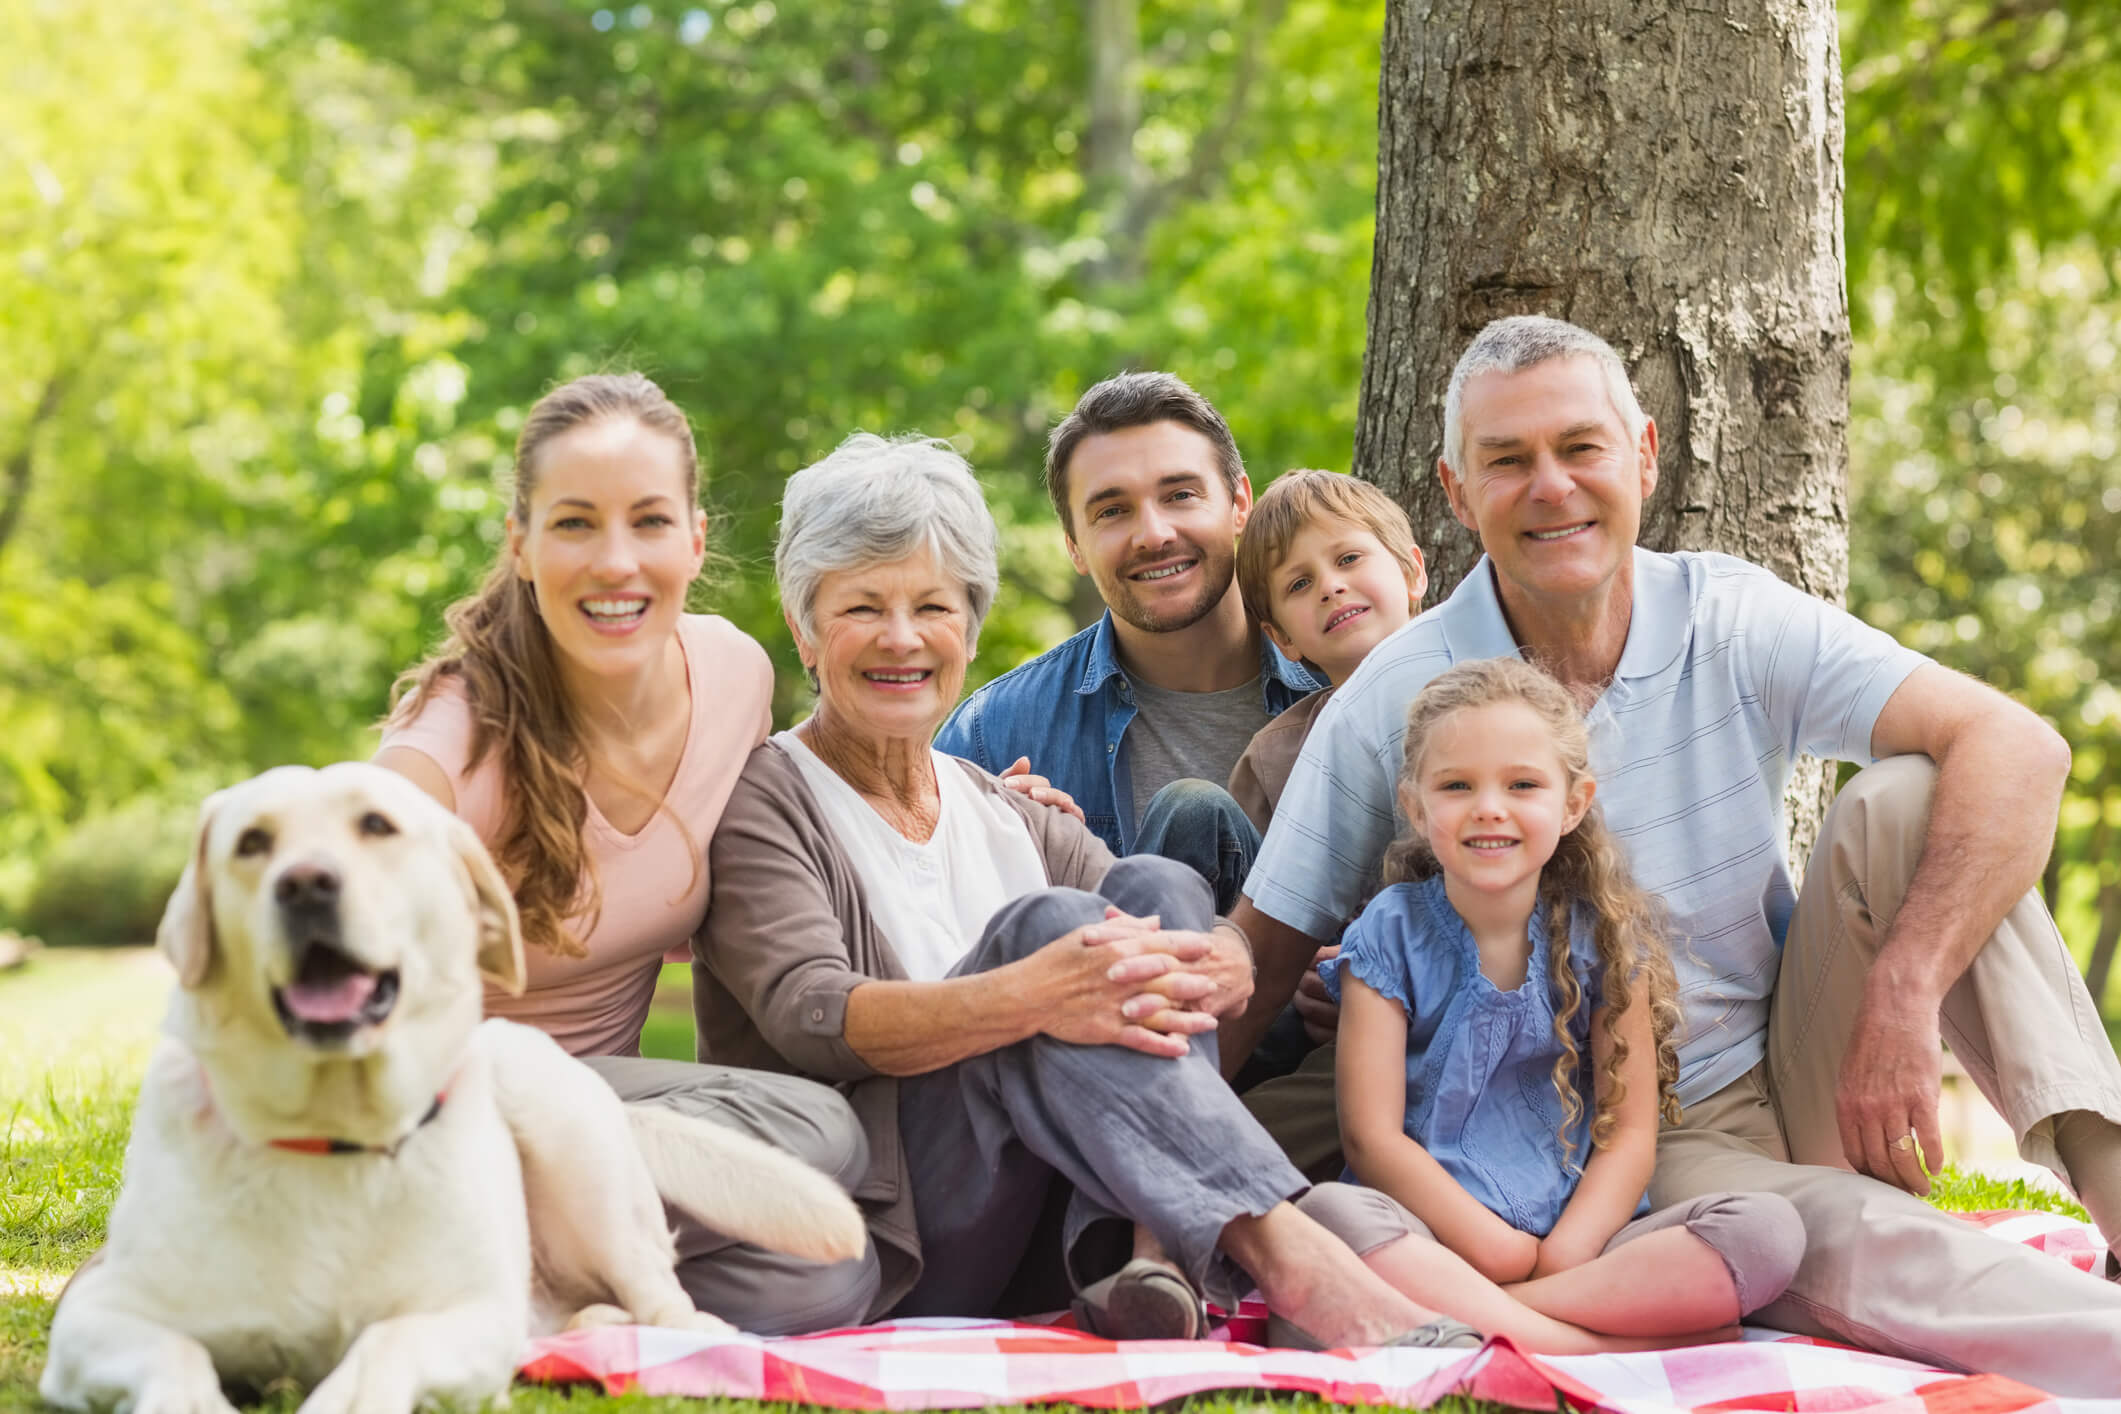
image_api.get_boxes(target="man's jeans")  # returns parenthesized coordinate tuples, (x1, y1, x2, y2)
(1131, 778, 1311, 1088)
(1132, 778, 1257, 915)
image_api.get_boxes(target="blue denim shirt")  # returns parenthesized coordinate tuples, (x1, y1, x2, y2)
(1319, 875, 1648, 1238)
(934, 611, 1320, 854)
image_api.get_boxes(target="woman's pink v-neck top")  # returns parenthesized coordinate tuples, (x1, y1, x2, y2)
(379, 614, 773, 1056)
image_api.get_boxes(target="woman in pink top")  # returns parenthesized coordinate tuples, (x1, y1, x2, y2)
(377, 372, 878, 1334)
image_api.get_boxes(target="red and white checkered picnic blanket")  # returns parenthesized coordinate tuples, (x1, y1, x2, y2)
(519, 1209, 2115, 1412)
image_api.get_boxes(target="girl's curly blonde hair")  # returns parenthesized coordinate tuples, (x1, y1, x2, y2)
(1381, 656, 1684, 1164)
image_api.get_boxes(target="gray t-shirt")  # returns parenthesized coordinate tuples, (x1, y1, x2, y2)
(1125, 674, 1272, 825)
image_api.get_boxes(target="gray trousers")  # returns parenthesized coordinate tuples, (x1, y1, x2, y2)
(893, 854, 1308, 1318)
(583, 1054, 883, 1335)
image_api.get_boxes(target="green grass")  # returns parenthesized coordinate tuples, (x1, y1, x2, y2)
(640, 962, 696, 1062)
(2, 947, 170, 1402)
(0, 951, 2086, 1413)
(1925, 1166, 2089, 1221)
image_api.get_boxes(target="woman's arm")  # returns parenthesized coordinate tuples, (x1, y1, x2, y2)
(702, 756, 1216, 1080)
(1533, 978, 1660, 1277)
(1337, 977, 1541, 1285)
(842, 913, 1213, 1075)
(374, 744, 458, 814)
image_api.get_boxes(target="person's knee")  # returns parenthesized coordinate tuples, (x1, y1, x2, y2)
(1138, 780, 1256, 854)
(976, 886, 1109, 967)
(1827, 755, 1938, 839)
(1144, 777, 1244, 825)
(1133, 780, 1259, 916)
(1293, 1182, 1422, 1257)
(790, 1086, 871, 1191)
(1101, 853, 1214, 928)
(733, 1071, 871, 1189)
(1685, 1191, 1807, 1315)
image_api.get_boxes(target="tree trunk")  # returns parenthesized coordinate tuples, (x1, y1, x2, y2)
(1084, 0, 1145, 289)
(1355, 0, 1850, 867)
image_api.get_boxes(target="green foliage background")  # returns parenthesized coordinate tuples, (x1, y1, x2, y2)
(4, 0, 2119, 984)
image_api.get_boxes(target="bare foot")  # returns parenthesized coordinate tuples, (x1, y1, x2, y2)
(1220, 1205, 1441, 1347)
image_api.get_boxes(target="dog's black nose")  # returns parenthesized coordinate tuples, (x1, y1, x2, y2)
(274, 863, 341, 910)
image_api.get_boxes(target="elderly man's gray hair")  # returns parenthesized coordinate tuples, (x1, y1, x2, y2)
(1441, 316, 1648, 474)
(775, 432, 1001, 645)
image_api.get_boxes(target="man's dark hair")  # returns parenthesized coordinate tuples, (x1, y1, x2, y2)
(1043, 371, 1245, 534)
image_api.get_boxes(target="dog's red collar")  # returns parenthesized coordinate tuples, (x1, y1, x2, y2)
(267, 1089, 449, 1157)
(191, 1054, 463, 1157)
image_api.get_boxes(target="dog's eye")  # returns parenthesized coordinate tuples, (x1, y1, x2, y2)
(358, 811, 398, 838)
(234, 827, 272, 857)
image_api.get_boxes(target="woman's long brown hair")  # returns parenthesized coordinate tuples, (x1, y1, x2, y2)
(387, 373, 701, 957)
(1381, 656, 1684, 1166)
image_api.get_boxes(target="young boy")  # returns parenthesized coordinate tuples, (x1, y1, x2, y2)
(1227, 470, 1427, 1175)
(1229, 469, 1427, 832)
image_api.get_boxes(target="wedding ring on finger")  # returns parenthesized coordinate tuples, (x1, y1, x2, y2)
(1893, 1132, 1917, 1152)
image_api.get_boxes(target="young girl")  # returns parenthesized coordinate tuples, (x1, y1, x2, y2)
(1299, 656, 1805, 1348)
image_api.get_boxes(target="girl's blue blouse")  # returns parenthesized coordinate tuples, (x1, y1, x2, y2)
(1319, 873, 1646, 1237)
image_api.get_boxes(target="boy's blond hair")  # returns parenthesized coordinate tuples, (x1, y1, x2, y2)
(1236, 469, 1421, 632)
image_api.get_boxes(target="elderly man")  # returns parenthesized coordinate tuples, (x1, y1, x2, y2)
(1224, 314, 2121, 1394)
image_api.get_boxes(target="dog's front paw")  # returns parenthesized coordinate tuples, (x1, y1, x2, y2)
(297, 1316, 516, 1414)
(562, 1304, 634, 1332)
(123, 1376, 241, 1414)
(559, 1301, 736, 1337)
(660, 1308, 739, 1337)
(41, 1338, 238, 1414)
(298, 1349, 410, 1414)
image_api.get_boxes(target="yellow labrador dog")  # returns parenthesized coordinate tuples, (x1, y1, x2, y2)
(41, 763, 866, 1414)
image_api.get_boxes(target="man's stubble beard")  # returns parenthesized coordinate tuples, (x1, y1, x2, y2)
(1103, 539, 1239, 636)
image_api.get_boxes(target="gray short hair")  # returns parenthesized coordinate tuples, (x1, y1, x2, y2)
(775, 432, 1000, 647)
(1441, 316, 1647, 473)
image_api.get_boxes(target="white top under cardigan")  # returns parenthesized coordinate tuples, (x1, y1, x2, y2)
(775, 731, 1052, 981)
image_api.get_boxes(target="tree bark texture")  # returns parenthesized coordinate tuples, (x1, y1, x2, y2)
(1085, 0, 1144, 235)
(1354, 0, 1851, 864)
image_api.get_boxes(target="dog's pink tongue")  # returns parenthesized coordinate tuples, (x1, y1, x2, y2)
(281, 972, 377, 1023)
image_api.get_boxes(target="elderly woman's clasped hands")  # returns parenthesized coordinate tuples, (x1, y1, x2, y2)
(1027, 904, 1226, 1057)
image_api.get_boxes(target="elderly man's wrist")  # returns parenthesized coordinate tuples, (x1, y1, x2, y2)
(1865, 945, 1948, 1018)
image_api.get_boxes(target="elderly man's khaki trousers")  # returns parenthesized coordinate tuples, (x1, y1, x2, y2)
(1650, 755, 2121, 1396)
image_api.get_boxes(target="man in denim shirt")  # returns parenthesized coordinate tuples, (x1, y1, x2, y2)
(935, 371, 1318, 918)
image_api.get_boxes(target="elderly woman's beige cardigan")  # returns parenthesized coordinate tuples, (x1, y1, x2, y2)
(692, 740, 1115, 1317)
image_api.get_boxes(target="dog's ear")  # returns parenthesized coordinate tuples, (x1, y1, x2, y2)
(448, 815, 525, 995)
(157, 791, 225, 988)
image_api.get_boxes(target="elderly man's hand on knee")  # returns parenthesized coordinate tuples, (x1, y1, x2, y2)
(1834, 993, 1945, 1195)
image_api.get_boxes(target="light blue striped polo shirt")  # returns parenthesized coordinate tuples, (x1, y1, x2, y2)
(1247, 547, 1928, 1103)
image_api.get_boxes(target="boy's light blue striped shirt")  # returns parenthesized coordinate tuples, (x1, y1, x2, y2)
(1246, 547, 1928, 1104)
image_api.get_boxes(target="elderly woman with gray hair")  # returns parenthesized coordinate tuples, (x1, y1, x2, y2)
(691, 432, 1491, 1348)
